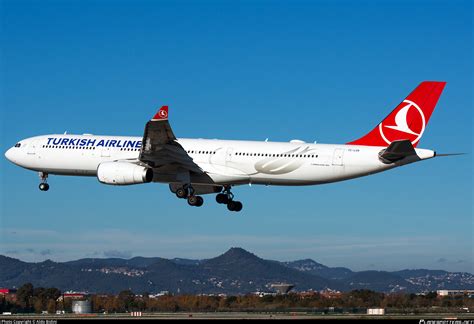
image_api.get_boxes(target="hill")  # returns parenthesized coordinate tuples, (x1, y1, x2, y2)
(1, 249, 472, 294)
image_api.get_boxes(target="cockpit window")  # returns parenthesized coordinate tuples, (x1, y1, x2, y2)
(14, 143, 21, 148)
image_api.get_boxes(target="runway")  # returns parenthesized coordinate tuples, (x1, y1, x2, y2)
(1, 312, 472, 321)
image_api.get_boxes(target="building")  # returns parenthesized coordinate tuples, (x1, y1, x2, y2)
(57, 292, 88, 302)
(0, 288, 17, 295)
(254, 292, 276, 297)
(0, 288, 17, 302)
(72, 300, 92, 314)
(270, 283, 295, 294)
(319, 289, 342, 299)
(367, 308, 385, 315)
(437, 290, 474, 297)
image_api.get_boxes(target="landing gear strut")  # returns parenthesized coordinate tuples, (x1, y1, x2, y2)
(38, 172, 49, 191)
(216, 186, 243, 212)
(175, 184, 204, 207)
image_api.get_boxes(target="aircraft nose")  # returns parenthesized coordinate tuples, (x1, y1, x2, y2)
(5, 147, 15, 163)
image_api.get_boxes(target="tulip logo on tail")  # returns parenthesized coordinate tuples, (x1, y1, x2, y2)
(158, 109, 168, 119)
(347, 81, 446, 148)
(152, 106, 169, 121)
(378, 100, 426, 145)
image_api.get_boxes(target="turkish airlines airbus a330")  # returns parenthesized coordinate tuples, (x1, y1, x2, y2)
(5, 81, 453, 212)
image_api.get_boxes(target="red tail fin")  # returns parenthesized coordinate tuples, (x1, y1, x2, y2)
(347, 81, 446, 147)
(151, 105, 169, 121)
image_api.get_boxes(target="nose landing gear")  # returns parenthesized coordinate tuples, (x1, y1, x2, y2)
(38, 172, 49, 191)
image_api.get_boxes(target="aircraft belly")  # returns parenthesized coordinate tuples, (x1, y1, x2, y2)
(198, 163, 250, 184)
(23, 150, 100, 176)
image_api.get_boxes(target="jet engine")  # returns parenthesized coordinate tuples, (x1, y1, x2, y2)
(97, 161, 153, 185)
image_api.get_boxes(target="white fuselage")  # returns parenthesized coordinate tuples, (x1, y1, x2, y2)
(4, 134, 436, 187)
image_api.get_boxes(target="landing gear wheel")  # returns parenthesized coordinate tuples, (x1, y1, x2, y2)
(38, 172, 49, 191)
(188, 195, 203, 207)
(216, 193, 228, 204)
(195, 196, 204, 207)
(188, 195, 197, 206)
(227, 201, 235, 211)
(176, 187, 188, 199)
(233, 201, 243, 212)
(227, 200, 242, 212)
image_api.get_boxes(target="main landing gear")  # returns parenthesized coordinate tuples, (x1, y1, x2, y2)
(173, 184, 243, 212)
(38, 172, 49, 191)
(175, 185, 204, 207)
(216, 186, 243, 212)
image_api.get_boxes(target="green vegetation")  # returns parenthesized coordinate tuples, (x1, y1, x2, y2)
(1, 283, 473, 314)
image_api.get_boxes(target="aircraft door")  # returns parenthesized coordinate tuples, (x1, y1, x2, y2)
(225, 148, 233, 164)
(101, 147, 111, 157)
(27, 140, 38, 155)
(332, 148, 344, 166)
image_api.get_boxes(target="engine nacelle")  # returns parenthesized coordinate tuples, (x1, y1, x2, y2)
(97, 162, 153, 185)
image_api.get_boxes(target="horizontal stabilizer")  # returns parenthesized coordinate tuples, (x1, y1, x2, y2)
(435, 153, 466, 157)
(378, 140, 417, 164)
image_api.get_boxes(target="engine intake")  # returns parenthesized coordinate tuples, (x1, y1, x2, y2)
(97, 162, 153, 185)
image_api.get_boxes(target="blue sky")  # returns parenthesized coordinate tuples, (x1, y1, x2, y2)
(0, 0, 472, 273)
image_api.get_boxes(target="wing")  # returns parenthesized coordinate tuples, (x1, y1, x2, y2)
(139, 106, 202, 173)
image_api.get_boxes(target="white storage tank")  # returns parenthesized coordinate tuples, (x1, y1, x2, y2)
(72, 300, 92, 314)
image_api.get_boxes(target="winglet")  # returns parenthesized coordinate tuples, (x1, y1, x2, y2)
(151, 106, 169, 121)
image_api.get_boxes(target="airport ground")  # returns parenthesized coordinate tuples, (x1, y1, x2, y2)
(1, 312, 474, 320)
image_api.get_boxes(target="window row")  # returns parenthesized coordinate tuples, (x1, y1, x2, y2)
(183, 149, 318, 158)
(186, 150, 216, 155)
(119, 148, 140, 151)
(236, 152, 318, 158)
(41, 145, 141, 151)
(43, 145, 96, 150)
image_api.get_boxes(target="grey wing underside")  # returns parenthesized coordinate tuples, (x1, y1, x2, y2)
(139, 119, 203, 174)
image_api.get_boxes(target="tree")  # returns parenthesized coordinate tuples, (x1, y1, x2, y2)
(16, 283, 34, 310)
(45, 288, 61, 301)
(117, 290, 135, 312)
(47, 299, 56, 314)
(33, 298, 43, 313)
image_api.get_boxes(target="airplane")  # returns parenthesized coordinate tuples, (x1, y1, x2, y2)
(5, 81, 453, 212)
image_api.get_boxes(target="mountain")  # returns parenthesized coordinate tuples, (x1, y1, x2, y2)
(342, 271, 416, 293)
(282, 259, 474, 292)
(197, 248, 336, 293)
(1, 249, 472, 294)
(283, 259, 353, 280)
(66, 256, 166, 268)
(392, 269, 474, 291)
(171, 258, 202, 266)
